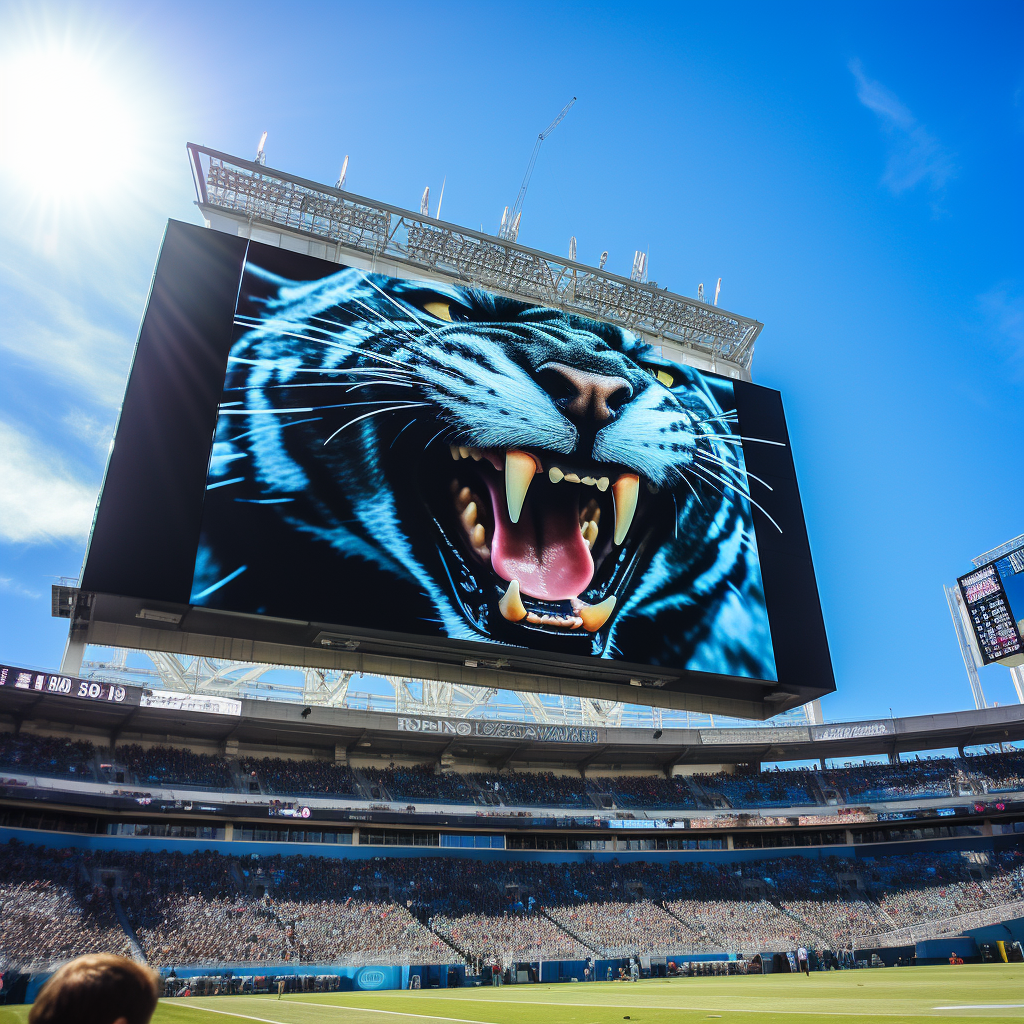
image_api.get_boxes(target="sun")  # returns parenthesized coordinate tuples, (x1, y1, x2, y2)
(0, 41, 142, 204)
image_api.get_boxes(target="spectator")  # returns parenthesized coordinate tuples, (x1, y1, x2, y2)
(28, 953, 159, 1024)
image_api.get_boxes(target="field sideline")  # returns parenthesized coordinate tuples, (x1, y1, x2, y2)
(2, 964, 1022, 1024)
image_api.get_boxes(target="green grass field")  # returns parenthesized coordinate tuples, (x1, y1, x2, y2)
(3, 964, 1022, 1024)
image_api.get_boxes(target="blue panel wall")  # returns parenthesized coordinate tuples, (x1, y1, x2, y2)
(0, 825, 999, 867)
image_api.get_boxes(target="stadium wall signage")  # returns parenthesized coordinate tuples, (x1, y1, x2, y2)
(699, 726, 810, 744)
(396, 716, 600, 744)
(812, 723, 891, 740)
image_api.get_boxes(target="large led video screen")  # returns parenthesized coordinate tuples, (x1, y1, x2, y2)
(192, 256, 778, 679)
(80, 221, 834, 712)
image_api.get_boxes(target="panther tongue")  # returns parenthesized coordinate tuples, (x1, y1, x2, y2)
(484, 476, 594, 600)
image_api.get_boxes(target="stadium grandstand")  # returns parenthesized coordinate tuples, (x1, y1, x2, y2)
(3, 660, 1024, 987)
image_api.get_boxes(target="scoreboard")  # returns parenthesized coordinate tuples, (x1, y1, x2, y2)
(958, 544, 1024, 666)
(0, 665, 133, 704)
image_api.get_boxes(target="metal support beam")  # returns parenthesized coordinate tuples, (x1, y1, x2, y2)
(575, 744, 610, 774)
(496, 744, 527, 770)
(110, 707, 139, 750)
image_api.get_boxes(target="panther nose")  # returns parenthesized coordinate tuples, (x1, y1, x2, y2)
(538, 363, 632, 425)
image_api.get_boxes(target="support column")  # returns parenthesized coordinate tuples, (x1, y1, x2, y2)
(1010, 666, 1024, 704)
(945, 584, 987, 709)
(60, 639, 86, 676)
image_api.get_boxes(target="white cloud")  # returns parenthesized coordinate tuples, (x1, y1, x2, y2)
(0, 420, 98, 544)
(849, 59, 955, 196)
(0, 262, 134, 408)
(0, 576, 42, 599)
(62, 408, 117, 454)
(978, 283, 1024, 380)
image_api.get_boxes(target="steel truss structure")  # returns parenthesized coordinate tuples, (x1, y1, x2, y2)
(187, 144, 763, 374)
(79, 649, 815, 730)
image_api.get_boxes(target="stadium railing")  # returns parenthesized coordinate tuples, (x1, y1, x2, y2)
(853, 897, 1024, 948)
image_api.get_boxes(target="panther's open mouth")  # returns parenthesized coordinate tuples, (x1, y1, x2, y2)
(421, 442, 659, 637)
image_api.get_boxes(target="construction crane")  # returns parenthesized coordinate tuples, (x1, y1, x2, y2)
(498, 96, 576, 242)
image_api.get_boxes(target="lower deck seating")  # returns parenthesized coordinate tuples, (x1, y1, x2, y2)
(2, 842, 1022, 968)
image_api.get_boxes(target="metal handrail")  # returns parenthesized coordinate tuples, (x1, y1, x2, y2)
(186, 144, 763, 372)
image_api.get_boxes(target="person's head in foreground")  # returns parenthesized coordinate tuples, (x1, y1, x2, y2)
(28, 954, 159, 1024)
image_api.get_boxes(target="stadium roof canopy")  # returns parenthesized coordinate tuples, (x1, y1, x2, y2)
(3, 686, 1023, 771)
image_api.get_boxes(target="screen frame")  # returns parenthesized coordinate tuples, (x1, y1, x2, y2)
(77, 220, 835, 717)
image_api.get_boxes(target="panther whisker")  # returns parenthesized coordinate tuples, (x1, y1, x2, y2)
(358, 272, 450, 348)
(253, 320, 427, 378)
(685, 465, 782, 533)
(691, 411, 739, 428)
(342, 381, 419, 393)
(322, 403, 432, 446)
(227, 357, 418, 380)
(676, 469, 704, 510)
(691, 454, 761, 500)
(329, 298, 471, 391)
(708, 434, 786, 447)
(694, 450, 774, 492)
(228, 416, 323, 443)
(390, 418, 422, 449)
(227, 378, 419, 393)
(423, 423, 457, 450)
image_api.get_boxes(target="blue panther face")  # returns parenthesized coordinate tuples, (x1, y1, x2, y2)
(191, 261, 777, 681)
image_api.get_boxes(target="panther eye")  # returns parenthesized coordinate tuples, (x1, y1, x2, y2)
(644, 366, 675, 388)
(423, 301, 453, 322)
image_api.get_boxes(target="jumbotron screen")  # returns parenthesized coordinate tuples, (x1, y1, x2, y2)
(80, 221, 833, 713)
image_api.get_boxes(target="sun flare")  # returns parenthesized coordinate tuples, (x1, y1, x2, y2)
(0, 43, 141, 203)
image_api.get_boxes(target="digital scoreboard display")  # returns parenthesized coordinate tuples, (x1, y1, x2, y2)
(76, 220, 835, 716)
(958, 545, 1024, 665)
(0, 665, 135, 705)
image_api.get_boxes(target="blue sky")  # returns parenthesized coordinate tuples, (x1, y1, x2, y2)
(0, 1, 1021, 722)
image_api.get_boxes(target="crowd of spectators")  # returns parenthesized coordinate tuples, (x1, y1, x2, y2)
(239, 757, 358, 797)
(695, 771, 820, 809)
(591, 775, 698, 810)
(0, 842, 131, 969)
(819, 761, 955, 803)
(432, 911, 592, 961)
(468, 770, 589, 807)
(0, 733, 95, 779)
(280, 900, 454, 964)
(667, 899, 810, 952)
(3, 840, 1024, 968)
(116, 744, 235, 790)
(5, 730, 1024, 810)
(138, 896, 283, 966)
(964, 752, 1024, 793)
(546, 899, 687, 957)
(360, 764, 476, 804)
